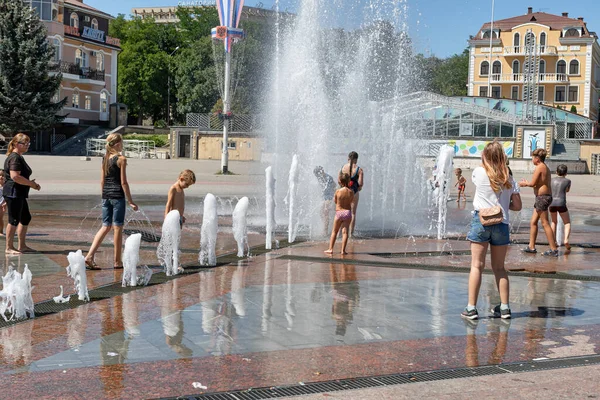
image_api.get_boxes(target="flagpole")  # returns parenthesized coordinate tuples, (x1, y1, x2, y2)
(221, 49, 231, 173)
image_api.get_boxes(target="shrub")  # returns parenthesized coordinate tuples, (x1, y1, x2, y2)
(123, 134, 169, 148)
(154, 119, 167, 128)
(570, 105, 577, 114)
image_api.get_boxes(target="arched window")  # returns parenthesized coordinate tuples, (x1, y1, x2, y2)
(96, 53, 104, 71)
(91, 18, 99, 30)
(100, 91, 108, 113)
(513, 33, 520, 52)
(480, 61, 489, 76)
(539, 60, 546, 81)
(512, 60, 520, 81)
(75, 49, 87, 68)
(557, 60, 567, 75)
(540, 32, 547, 52)
(492, 61, 501, 74)
(52, 38, 60, 63)
(569, 60, 580, 75)
(72, 89, 80, 108)
(70, 12, 79, 28)
(565, 28, 580, 37)
(482, 30, 498, 39)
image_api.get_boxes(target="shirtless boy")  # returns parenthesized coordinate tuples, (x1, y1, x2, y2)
(165, 170, 196, 226)
(519, 149, 559, 256)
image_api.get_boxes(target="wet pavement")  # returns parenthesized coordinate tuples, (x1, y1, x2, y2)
(1, 196, 600, 399)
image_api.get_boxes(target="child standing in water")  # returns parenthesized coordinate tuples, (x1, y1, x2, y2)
(549, 164, 572, 250)
(325, 173, 354, 255)
(165, 169, 196, 227)
(455, 168, 467, 202)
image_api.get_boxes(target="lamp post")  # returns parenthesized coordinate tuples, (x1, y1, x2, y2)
(167, 46, 180, 126)
(487, 0, 495, 98)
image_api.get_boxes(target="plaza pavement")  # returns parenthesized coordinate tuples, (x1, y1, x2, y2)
(0, 155, 599, 399)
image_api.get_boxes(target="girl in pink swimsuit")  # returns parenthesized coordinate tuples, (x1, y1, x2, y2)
(325, 172, 354, 255)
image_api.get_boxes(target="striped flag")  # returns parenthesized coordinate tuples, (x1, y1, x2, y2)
(214, 0, 245, 52)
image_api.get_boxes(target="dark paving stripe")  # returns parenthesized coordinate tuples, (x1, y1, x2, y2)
(159, 354, 600, 400)
(368, 250, 472, 258)
(0, 240, 299, 329)
(279, 254, 600, 282)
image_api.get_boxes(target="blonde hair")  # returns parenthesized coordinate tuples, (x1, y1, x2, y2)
(339, 172, 350, 187)
(482, 140, 512, 192)
(103, 133, 123, 175)
(6, 133, 30, 155)
(179, 169, 196, 184)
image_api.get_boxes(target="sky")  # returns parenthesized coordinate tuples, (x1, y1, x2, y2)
(87, 0, 600, 58)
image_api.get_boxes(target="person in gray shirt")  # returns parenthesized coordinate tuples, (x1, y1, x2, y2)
(549, 164, 572, 250)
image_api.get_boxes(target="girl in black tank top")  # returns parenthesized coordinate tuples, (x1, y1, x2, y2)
(102, 155, 125, 199)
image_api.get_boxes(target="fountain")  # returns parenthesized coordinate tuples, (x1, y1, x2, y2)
(66, 250, 89, 302)
(263, 0, 432, 238)
(124, 233, 153, 286)
(0, 265, 35, 321)
(265, 166, 276, 249)
(433, 145, 455, 239)
(232, 197, 250, 257)
(200, 193, 218, 266)
(556, 217, 565, 247)
(157, 211, 181, 276)
(285, 154, 300, 243)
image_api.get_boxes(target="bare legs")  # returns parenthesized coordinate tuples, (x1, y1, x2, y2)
(5, 223, 31, 254)
(86, 225, 124, 268)
(528, 209, 557, 251)
(325, 218, 351, 255)
(467, 242, 509, 307)
(550, 211, 572, 249)
(350, 192, 359, 236)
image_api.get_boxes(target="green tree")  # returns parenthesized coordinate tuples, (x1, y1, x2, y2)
(0, 0, 66, 134)
(431, 48, 469, 96)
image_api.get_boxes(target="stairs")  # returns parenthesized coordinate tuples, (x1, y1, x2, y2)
(52, 126, 108, 156)
(552, 140, 580, 160)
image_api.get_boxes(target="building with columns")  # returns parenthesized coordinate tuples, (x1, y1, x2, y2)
(468, 7, 600, 123)
(23, 0, 121, 125)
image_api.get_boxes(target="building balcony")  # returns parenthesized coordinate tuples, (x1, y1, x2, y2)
(49, 61, 105, 83)
(488, 73, 568, 83)
(503, 45, 558, 56)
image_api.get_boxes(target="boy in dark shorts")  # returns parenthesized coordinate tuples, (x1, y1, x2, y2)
(549, 164, 572, 250)
(519, 148, 559, 256)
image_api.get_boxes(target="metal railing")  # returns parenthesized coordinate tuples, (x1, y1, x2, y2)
(503, 45, 558, 55)
(489, 73, 568, 83)
(86, 139, 157, 159)
(49, 61, 105, 81)
(185, 113, 261, 132)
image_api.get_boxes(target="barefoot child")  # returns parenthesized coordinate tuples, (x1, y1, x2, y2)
(455, 168, 467, 202)
(549, 164, 572, 250)
(325, 173, 354, 255)
(165, 169, 196, 227)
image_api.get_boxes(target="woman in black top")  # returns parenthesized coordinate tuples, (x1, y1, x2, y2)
(3, 133, 41, 255)
(85, 133, 138, 270)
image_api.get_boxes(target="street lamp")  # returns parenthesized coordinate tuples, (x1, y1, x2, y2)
(167, 46, 180, 126)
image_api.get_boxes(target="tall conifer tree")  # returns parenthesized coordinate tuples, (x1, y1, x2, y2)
(0, 0, 66, 134)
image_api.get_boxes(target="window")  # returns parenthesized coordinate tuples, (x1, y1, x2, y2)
(511, 86, 519, 100)
(512, 60, 519, 80)
(491, 86, 501, 99)
(24, 0, 58, 21)
(540, 32, 547, 52)
(539, 60, 546, 73)
(72, 89, 80, 108)
(52, 38, 60, 63)
(228, 142, 236, 150)
(100, 91, 108, 112)
(70, 12, 79, 28)
(565, 28, 580, 37)
(75, 49, 87, 68)
(482, 30, 498, 39)
(96, 53, 104, 71)
(569, 60, 580, 75)
(513, 32, 520, 52)
(91, 18, 98, 30)
(479, 86, 488, 97)
(84, 95, 91, 110)
(557, 60, 566, 74)
(538, 86, 545, 102)
(555, 86, 566, 102)
(568, 86, 578, 102)
(492, 61, 501, 74)
(480, 61, 489, 76)
(51, 89, 60, 103)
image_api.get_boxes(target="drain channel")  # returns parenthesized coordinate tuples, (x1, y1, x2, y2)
(278, 254, 600, 282)
(160, 354, 600, 400)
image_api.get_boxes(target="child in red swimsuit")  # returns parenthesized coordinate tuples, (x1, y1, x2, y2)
(455, 168, 467, 202)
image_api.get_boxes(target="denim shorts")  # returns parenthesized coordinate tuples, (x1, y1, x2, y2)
(466, 212, 510, 246)
(102, 198, 126, 226)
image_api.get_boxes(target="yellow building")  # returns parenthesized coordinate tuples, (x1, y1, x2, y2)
(468, 7, 600, 122)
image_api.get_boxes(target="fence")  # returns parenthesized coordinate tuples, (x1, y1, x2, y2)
(592, 153, 600, 175)
(185, 113, 261, 132)
(86, 139, 157, 159)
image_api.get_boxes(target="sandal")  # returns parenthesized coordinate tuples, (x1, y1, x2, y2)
(113, 263, 124, 269)
(85, 259, 100, 270)
(522, 247, 537, 254)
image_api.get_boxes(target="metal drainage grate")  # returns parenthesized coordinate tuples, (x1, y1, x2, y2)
(160, 355, 600, 400)
(369, 250, 472, 258)
(278, 255, 600, 282)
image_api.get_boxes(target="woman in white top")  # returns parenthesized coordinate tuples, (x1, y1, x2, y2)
(462, 140, 522, 320)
